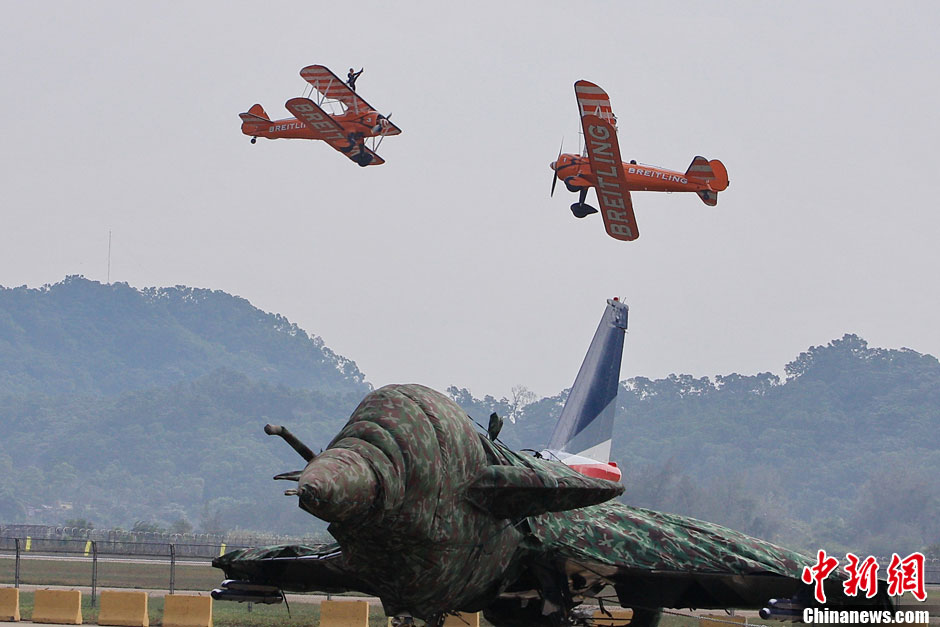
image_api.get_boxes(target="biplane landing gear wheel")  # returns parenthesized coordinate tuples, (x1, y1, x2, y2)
(250, 137, 257, 144)
(570, 203, 598, 218)
(570, 187, 596, 218)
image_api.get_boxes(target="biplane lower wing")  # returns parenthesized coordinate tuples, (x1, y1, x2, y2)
(284, 97, 348, 142)
(579, 114, 638, 241)
(284, 97, 385, 167)
(331, 142, 384, 167)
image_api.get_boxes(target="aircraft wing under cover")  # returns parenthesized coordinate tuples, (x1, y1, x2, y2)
(213, 543, 376, 595)
(284, 97, 385, 166)
(579, 114, 638, 241)
(300, 65, 402, 136)
(528, 500, 824, 610)
(520, 500, 889, 615)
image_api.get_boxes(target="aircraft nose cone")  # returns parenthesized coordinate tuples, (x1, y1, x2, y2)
(296, 448, 378, 522)
(549, 161, 557, 171)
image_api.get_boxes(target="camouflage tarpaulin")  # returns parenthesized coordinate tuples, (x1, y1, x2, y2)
(530, 502, 805, 577)
(260, 384, 622, 617)
(214, 384, 893, 625)
(214, 543, 375, 594)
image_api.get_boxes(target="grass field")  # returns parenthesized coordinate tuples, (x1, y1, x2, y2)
(14, 591, 345, 627)
(0, 556, 220, 591)
(10, 590, 719, 627)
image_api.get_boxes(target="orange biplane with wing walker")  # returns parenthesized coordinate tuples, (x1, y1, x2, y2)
(239, 65, 401, 167)
(551, 80, 729, 241)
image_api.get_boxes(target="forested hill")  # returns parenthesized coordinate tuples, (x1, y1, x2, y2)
(460, 335, 940, 556)
(1, 276, 938, 556)
(0, 276, 369, 396)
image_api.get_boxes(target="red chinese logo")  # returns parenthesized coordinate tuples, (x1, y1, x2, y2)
(802, 549, 840, 603)
(886, 552, 926, 602)
(843, 553, 880, 598)
(803, 550, 928, 603)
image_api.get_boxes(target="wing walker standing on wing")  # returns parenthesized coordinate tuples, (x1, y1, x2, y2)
(346, 67, 363, 91)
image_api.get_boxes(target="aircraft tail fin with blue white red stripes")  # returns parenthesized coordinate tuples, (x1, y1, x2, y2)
(544, 298, 628, 480)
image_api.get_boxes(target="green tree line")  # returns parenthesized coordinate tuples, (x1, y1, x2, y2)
(2, 277, 937, 557)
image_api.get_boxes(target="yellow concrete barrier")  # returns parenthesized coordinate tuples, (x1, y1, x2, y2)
(0, 587, 20, 622)
(98, 590, 149, 627)
(442, 612, 480, 626)
(320, 600, 369, 627)
(699, 614, 746, 627)
(593, 608, 634, 626)
(162, 595, 212, 627)
(32, 589, 82, 625)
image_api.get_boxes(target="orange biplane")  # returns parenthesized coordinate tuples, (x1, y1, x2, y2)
(551, 80, 729, 241)
(239, 65, 401, 167)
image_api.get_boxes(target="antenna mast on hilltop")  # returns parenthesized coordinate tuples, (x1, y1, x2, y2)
(107, 230, 112, 284)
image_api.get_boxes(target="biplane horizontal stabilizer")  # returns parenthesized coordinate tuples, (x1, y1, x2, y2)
(696, 190, 719, 206)
(239, 112, 269, 124)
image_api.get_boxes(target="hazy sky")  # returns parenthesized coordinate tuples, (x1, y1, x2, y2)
(2, 2, 938, 399)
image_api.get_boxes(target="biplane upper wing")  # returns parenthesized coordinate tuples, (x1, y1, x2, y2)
(575, 79, 617, 127)
(284, 97, 385, 166)
(299, 65, 402, 136)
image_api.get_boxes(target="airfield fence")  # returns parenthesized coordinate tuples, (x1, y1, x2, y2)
(0, 527, 330, 607)
(0, 523, 327, 548)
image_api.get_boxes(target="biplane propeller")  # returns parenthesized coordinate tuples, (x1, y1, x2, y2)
(551, 80, 729, 241)
(550, 139, 597, 219)
(550, 139, 563, 198)
(238, 65, 401, 167)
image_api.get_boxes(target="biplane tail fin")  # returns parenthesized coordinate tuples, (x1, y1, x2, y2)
(239, 104, 270, 124)
(686, 157, 729, 206)
(686, 157, 729, 189)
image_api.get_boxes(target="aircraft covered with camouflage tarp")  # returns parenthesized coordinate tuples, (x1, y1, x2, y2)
(212, 302, 892, 626)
